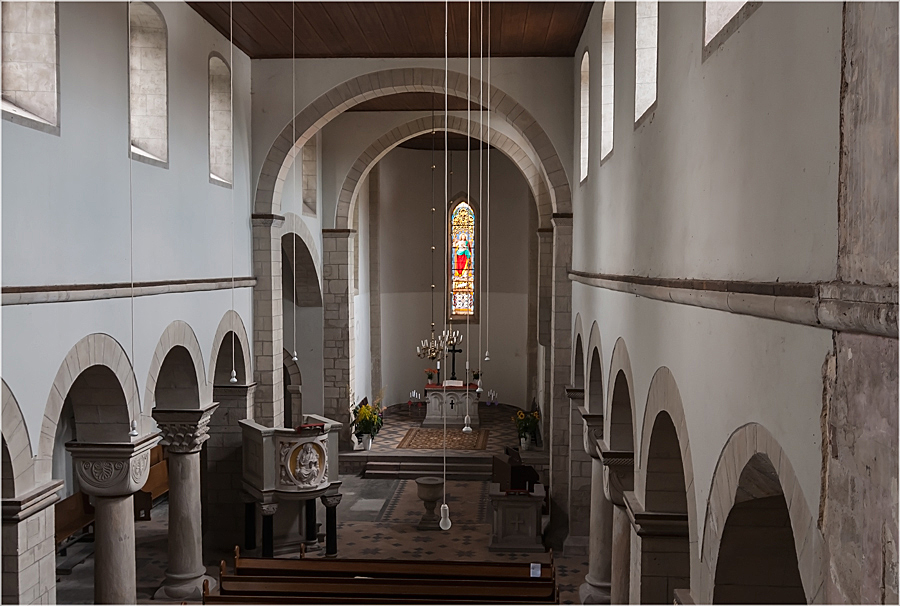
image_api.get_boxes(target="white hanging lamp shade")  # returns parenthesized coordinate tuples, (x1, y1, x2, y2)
(229, 369, 238, 384)
(440, 503, 452, 530)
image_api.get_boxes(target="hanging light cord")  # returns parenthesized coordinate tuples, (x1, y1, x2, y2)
(463, 0, 472, 432)
(431, 108, 436, 338)
(442, 0, 449, 513)
(229, 0, 237, 383)
(127, 2, 138, 436)
(478, 0, 483, 368)
(485, 0, 491, 362)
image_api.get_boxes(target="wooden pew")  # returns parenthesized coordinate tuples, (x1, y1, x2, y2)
(134, 445, 168, 521)
(54, 491, 94, 550)
(232, 545, 556, 581)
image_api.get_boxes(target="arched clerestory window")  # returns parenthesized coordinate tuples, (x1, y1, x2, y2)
(449, 198, 476, 320)
(580, 51, 590, 182)
(129, 1, 168, 166)
(208, 54, 232, 185)
(635, 1, 658, 123)
(1, 1, 59, 132)
(600, 2, 615, 160)
(704, 2, 750, 47)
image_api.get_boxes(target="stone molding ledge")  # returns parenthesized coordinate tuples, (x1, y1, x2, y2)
(565, 386, 585, 400)
(1, 479, 63, 523)
(569, 270, 898, 338)
(153, 402, 219, 454)
(579, 405, 603, 460)
(66, 433, 160, 497)
(2, 276, 256, 306)
(623, 490, 689, 537)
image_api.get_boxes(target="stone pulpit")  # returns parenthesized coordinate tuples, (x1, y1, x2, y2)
(423, 384, 480, 428)
(488, 482, 546, 553)
(240, 413, 343, 557)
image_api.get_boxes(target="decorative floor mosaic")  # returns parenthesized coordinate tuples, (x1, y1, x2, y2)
(396, 427, 490, 450)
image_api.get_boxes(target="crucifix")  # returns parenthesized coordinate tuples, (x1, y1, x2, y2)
(447, 341, 463, 380)
(441, 329, 464, 381)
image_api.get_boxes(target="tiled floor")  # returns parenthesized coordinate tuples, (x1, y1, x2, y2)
(56, 404, 585, 605)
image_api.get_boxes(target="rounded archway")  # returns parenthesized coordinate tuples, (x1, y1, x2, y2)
(713, 453, 805, 603)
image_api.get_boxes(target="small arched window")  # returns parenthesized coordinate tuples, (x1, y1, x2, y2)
(635, 2, 658, 122)
(1, 1, 59, 131)
(705, 2, 749, 46)
(449, 198, 476, 320)
(600, 2, 615, 160)
(129, 2, 168, 166)
(208, 54, 232, 185)
(580, 51, 590, 182)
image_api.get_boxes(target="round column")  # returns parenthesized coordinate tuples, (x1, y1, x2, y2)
(610, 504, 631, 604)
(580, 460, 612, 603)
(153, 403, 218, 600)
(94, 495, 137, 604)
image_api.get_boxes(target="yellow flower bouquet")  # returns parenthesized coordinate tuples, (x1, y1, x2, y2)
(511, 408, 540, 439)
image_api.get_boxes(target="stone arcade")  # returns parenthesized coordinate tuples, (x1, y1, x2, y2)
(1, 2, 897, 605)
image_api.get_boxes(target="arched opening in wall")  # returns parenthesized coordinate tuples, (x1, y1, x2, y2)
(213, 331, 246, 386)
(282, 232, 322, 422)
(155, 346, 200, 409)
(580, 51, 589, 181)
(713, 454, 806, 604)
(600, 2, 615, 160)
(588, 348, 602, 411)
(53, 395, 77, 498)
(1, 1, 59, 129)
(573, 336, 585, 390)
(634, 1, 658, 122)
(641, 411, 690, 603)
(283, 349, 303, 428)
(208, 53, 232, 185)
(2, 437, 13, 499)
(608, 369, 635, 603)
(129, 1, 168, 165)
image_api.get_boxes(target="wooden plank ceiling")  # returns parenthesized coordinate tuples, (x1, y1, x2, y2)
(188, 2, 593, 59)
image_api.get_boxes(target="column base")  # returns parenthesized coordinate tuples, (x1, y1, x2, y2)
(153, 573, 217, 601)
(579, 577, 611, 605)
(563, 533, 590, 556)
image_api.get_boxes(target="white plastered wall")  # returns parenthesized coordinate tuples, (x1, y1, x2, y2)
(1, 2, 254, 454)
(569, 0, 842, 554)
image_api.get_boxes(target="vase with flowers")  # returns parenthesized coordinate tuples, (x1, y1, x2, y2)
(512, 409, 540, 451)
(351, 393, 384, 450)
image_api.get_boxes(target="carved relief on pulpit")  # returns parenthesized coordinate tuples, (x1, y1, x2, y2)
(278, 438, 329, 490)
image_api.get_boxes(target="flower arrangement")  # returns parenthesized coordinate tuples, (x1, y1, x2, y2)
(350, 388, 385, 439)
(472, 369, 481, 381)
(425, 368, 438, 382)
(511, 408, 540, 439)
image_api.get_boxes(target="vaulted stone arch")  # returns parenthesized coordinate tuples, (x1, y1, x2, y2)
(605, 337, 636, 449)
(339, 115, 553, 228)
(572, 313, 586, 388)
(254, 67, 571, 224)
(209, 310, 252, 387)
(2, 380, 34, 496)
(145, 320, 210, 411)
(276, 212, 321, 285)
(700, 423, 825, 604)
(39, 333, 141, 478)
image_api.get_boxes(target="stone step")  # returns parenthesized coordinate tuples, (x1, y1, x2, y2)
(363, 459, 493, 480)
(365, 469, 493, 481)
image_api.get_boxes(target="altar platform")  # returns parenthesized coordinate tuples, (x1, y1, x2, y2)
(339, 403, 548, 481)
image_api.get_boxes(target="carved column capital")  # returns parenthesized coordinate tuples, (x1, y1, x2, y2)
(153, 402, 219, 454)
(580, 406, 604, 460)
(259, 502, 279, 516)
(320, 493, 343, 509)
(66, 433, 160, 497)
(600, 448, 635, 506)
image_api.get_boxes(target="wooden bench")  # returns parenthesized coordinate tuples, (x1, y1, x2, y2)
(54, 491, 94, 550)
(134, 445, 168, 521)
(202, 549, 559, 605)
(232, 546, 555, 581)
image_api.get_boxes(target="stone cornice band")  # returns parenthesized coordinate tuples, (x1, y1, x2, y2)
(569, 270, 898, 338)
(1, 479, 63, 523)
(3, 276, 257, 306)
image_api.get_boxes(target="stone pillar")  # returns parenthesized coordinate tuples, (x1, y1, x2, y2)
(321, 494, 342, 558)
(252, 214, 286, 428)
(153, 403, 218, 600)
(243, 501, 256, 550)
(66, 435, 159, 604)
(206, 384, 256, 552)
(536, 228, 553, 435)
(1, 480, 62, 605)
(260, 503, 278, 558)
(322, 229, 355, 450)
(565, 387, 590, 556)
(368, 166, 383, 394)
(547, 216, 573, 546)
(603, 453, 635, 605)
(579, 406, 611, 603)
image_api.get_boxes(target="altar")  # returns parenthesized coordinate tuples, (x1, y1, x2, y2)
(422, 384, 481, 429)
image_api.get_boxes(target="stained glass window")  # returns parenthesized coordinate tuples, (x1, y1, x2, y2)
(450, 200, 475, 317)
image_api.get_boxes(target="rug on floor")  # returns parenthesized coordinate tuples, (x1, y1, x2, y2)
(396, 428, 490, 450)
